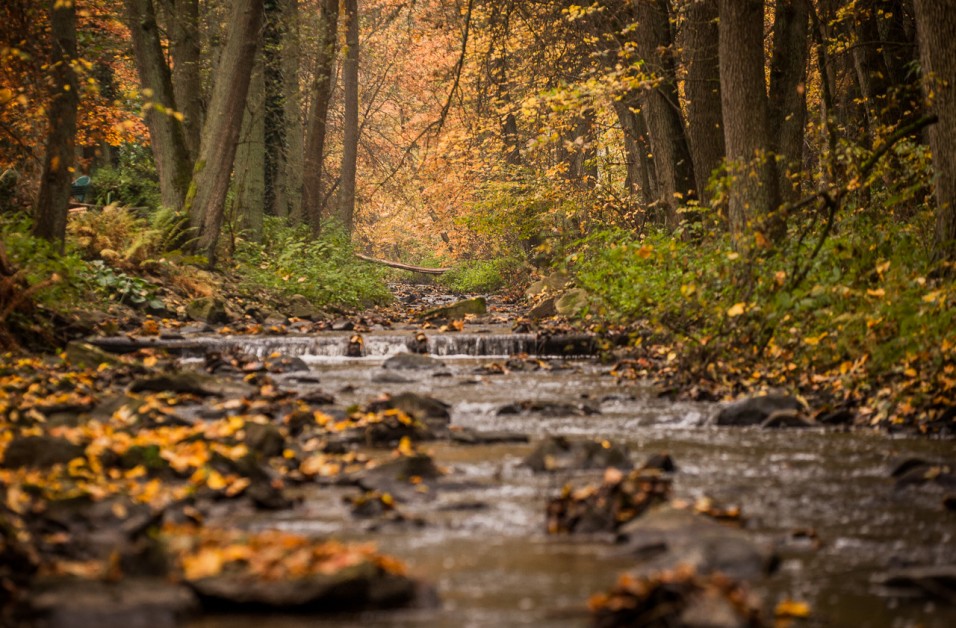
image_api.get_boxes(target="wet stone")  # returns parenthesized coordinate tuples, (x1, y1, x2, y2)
(186, 297, 230, 325)
(760, 409, 816, 429)
(523, 436, 631, 472)
(30, 579, 198, 628)
(710, 394, 804, 426)
(243, 422, 285, 459)
(547, 469, 671, 535)
(617, 506, 778, 582)
(497, 400, 600, 417)
(421, 297, 487, 322)
(366, 392, 451, 429)
(382, 353, 445, 370)
(873, 565, 956, 602)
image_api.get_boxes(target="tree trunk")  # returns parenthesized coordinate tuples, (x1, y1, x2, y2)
(337, 0, 359, 234)
(680, 0, 725, 205)
(163, 0, 203, 158)
(186, 0, 264, 265)
(276, 0, 303, 221)
(301, 0, 340, 235)
(851, 2, 896, 141)
(913, 0, 956, 259)
(263, 0, 285, 217)
(33, 0, 78, 247)
(233, 54, 265, 241)
(719, 0, 780, 248)
(124, 0, 193, 210)
(769, 0, 810, 205)
(631, 0, 696, 227)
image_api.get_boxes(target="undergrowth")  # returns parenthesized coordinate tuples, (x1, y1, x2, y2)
(235, 218, 392, 308)
(439, 257, 524, 294)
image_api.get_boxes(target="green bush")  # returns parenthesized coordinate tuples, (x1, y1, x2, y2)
(235, 218, 392, 308)
(439, 257, 524, 294)
(88, 143, 161, 209)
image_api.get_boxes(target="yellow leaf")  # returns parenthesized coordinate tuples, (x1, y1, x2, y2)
(803, 333, 828, 346)
(866, 288, 885, 298)
(923, 290, 943, 304)
(636, 244, 654, 259)
(775, 599, 811, 618)
(206, 470, 227, 491)
(182, 548, 224, 580)
(726, 302, 746, 317)
(754, 231, 770, 249)
(397, 436, 414, 456)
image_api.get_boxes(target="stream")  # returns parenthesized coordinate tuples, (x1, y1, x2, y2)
(177, 326, 955, 628)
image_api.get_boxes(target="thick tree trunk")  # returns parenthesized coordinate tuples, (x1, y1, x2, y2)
(276, 0, 303, 221)
(913, 0, 956, 259)
(33, 1, 78, 247)
(631, 0, 696, 227)
(301, 0, 340, 235)
(233, 55, 265, 241)
(680, 0, 725, 205)
(263, 0, 285, 217)
(186, 0, 264, 265)
(163, 0, 203, 158)
(337, 0, 359, 234)
(719, 0, 781, 248)
(611, 99, 657, 205)
(769, 0, 810, 205)
(124, 0, 193, 210)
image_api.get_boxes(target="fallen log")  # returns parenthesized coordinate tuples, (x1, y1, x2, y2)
(356, 253, 449, 275)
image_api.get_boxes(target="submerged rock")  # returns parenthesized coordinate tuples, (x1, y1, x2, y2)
(497, 400, 600, 417)
(64, 341, 121, 369)
(760, 409, 816, 429)
(710, 394, 804, 426)
(367, 392, 451, 429)
(618, 506, 777, 582)
(873, 565, 956, 603)
(382, 353, 445, 370)
(421, 297, 487, 321)
(523, 436, 631, 472)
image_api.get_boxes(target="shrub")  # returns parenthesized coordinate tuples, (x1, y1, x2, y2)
(439, 257, 524, 294)
(235, 218, 391, 309)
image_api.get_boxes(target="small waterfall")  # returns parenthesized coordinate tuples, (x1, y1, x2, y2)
(190, 332, 541, 359)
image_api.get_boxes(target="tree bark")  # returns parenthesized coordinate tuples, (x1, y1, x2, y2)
(301, 0, 340, 235)
(124, 0, 193, 210)
(185, 0, 264, 265)
(337, 0, 359, 234)
(611, 99, 657, 205)
(851, 1, 896, 141)
(630, 0, 696, 227)
(276, 0, 303, 221)
(263, 0, 285, 217)
(913, 0, 956, 259)
(233, 54, 265, 241)
(769, 0, 810, 205)
(719, 0, 780, 248)
(33, 0, 78, 247)
(680, 0, 725, 205)
(163, 0, 203, 158)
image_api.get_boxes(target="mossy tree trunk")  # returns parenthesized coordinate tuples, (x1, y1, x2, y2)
(33, 0, 78, 247)
(185, 0, 264, 266)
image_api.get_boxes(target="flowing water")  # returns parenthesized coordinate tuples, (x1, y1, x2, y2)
(186, 328, 956, 628)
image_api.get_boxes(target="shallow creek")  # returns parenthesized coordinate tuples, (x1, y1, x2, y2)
(186, 329, 955, 628)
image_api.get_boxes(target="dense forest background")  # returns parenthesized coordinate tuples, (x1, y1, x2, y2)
(0, 0, 954, 426)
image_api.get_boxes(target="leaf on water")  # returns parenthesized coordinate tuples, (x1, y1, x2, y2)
(775, 599, 811, 618)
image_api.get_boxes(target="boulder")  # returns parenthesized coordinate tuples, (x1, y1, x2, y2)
(527, 296, 557, 320)
(382, 353, 445, 370)
(618, 506, 777, 581)
(555, 288, 589, 317)
(421, 297, 486, 321)
(128, 372, 250, 398)
(710, 394, 804, 426)
(287, 294, 321, 320)
(185, 297, 230, 325)
(524, 272, 570, 298)
(497, 400, 599, 417)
